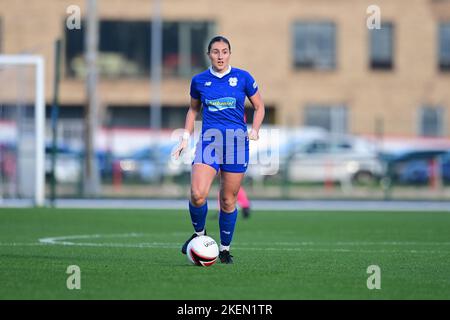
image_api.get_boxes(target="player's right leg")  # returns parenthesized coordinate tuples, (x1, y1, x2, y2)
(181, 163, 217, 254)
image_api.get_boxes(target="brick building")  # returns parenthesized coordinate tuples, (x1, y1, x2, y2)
(1, 0, 449, 138)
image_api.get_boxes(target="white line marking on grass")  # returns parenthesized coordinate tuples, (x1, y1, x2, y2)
(233, 246, 450, 254)
(39, 232, 145, 244)
(40, 242, 181, 248)
(1, 233, 447, 254)
(38, 233, 180, 248)
(1, 241, 448, 254)
(268, 241, 450, 246)
(0, 242, 48, 246)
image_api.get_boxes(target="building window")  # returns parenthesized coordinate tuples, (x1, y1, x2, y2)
(439, 22, 450, 71)
(244, 106, 276, 125)
(65, 20, 214, 78)
(163, 21, 214, 77)
(419, 106, 444, 137)
(107, 106, 188, 129)
(0, 105, 35, 121)
(293, 22, 336, 70)
(370, 22, 394, 70)
(65, 20, 150, 78)
(45, 105, 84, 120)
(304, 104, 348, 134)
(161, 106, 188, 129)
(107, 106, 150, 128)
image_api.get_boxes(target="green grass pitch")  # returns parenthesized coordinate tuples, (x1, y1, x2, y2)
(0, 207, 449, 299)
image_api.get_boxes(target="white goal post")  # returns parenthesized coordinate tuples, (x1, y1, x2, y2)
(0, 55, 45, 207)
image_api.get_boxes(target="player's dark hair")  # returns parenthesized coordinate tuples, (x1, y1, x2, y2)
(207, 36, 231, 53)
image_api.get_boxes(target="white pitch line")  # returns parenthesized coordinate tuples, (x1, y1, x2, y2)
(38, 233, 145, 244)
(1, 241, 449, 254)
(2, 233, 450, 254)
(40, 233, 450, 254)
(0, 242, 49, 247)
(268, 241, 450, 246)
(38, 233, 450, 247)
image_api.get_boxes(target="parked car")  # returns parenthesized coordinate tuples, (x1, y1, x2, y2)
(286, 134, 384, 185)
(443, 152, 450, 183)
(118, 143, 187, 182)
(246, 126, 328, 182)
(45, 144, 82, 183)
(385, 150, 450, 185)
(0, 142, 17, 181)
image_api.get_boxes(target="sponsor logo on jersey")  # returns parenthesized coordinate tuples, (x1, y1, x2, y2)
(204, 81, 211, 86)
(205, 97, 236, 112)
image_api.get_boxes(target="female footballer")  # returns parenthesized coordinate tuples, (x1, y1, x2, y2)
(173, 36, 265, 264)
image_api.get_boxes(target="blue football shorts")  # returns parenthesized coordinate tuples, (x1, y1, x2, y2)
(192, 133, 249, 173)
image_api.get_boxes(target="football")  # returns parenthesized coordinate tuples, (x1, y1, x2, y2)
(186, 235, 219, 266)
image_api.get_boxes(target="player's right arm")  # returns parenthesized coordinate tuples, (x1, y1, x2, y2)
(172, 97, 201, 159)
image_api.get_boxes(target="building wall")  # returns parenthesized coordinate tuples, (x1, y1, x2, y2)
(0, 0, 449, 136)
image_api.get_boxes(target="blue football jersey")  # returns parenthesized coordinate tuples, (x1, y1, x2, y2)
(190, 67, 258, 133)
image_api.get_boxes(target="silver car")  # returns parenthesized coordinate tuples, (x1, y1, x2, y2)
(286, 134, 384, 185)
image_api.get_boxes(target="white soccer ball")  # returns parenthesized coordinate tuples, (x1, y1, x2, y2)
(186, 235, 219, 267)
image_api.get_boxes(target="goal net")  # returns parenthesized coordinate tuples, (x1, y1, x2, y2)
(0, 55, 45, 206)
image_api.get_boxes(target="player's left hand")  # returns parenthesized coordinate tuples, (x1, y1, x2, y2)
(248, 128, 259, 141)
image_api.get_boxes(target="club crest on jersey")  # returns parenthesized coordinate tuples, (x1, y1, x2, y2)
(228, 77, 238, 87)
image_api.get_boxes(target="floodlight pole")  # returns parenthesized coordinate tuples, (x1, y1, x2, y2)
(150, 0, 162, 133)
(50, 39, 62, 206)
(84, 0, 101, 196)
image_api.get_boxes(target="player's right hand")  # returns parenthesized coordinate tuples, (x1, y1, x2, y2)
(172, 139, 188, 160)
(248, 128, 259, 141)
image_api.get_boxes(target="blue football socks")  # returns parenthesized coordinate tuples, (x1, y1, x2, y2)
(219, 208, 238, 248)
(189, 201, 208, 233)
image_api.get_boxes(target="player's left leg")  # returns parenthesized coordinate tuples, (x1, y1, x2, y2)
(218, 170, 245, 264)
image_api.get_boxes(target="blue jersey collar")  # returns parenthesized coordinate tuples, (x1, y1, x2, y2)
(209, 65, 232, 78)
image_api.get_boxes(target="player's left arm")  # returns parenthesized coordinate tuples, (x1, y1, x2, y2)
(248, 91, 265, 140)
